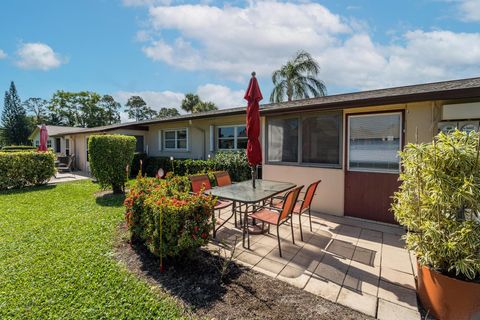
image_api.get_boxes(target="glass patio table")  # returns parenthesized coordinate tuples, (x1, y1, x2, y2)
(206, 179, 296, 248)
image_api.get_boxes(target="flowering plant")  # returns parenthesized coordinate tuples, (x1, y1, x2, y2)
(124, 176, 216, 259)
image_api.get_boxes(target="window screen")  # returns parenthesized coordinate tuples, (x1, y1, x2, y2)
(302, 112, 341, 165)
(267, 118, 299, 162)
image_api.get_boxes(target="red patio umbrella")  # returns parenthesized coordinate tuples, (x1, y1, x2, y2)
(244, 72, 263, 188)
(38, 124, 48, 152)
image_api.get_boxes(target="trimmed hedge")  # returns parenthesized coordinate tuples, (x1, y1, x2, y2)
(145, 151, 251, 182)
(1, 145, 37, 152)
(124, 176, 215, 260)
(88, 135, 136, 194)
(0, 151, 55, 189)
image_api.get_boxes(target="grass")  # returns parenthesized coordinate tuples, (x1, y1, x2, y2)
(0, 181, 184, 319)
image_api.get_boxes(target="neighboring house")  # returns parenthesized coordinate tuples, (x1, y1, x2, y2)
(29, 125, 87, 156)
(29, 77, 480, 224)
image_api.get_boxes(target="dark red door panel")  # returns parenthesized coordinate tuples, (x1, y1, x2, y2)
(345, 171, 400, 224)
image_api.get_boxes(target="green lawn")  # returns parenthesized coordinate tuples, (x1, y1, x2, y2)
(0, 181, 184, 319)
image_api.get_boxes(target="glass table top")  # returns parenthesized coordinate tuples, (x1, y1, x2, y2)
(206, 179, 296, 203)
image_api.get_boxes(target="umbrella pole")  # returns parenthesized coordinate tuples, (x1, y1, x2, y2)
(251, 165, 256, 189)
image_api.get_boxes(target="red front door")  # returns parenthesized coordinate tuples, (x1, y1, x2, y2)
(344, 112, 403, 224)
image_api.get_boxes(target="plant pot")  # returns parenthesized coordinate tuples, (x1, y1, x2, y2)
(417, 262, 480, 320)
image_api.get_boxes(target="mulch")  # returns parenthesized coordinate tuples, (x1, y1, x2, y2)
(114, 223, 374, 320)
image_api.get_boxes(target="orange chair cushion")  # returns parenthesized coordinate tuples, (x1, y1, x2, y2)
(250, 208, 280, 225)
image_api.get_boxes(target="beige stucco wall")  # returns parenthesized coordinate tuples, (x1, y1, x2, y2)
(262, 100, 439, 217)
(146, 115, 247, 159)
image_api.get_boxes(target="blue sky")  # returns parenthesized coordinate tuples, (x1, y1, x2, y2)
(1, 0, 479, 120)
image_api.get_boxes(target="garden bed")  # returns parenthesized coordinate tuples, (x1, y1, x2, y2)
(114, 223, 374, 320)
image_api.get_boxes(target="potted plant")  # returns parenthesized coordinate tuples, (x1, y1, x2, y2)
(392, 130, 480, 320)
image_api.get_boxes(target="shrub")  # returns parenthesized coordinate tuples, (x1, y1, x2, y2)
(88, 135, 136, 194)
(0, 151, 55, 189)
(392, 130, 480, 281)
(124, 176, 215, 260)
(1, 145, 37, 152)
(144, 151, 251, 182)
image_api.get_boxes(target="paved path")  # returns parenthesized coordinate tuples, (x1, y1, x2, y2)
(48, 171, 91, 184)
(208, 209, 420, 319)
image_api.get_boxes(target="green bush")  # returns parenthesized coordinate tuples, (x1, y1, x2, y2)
(392, 130, 480, 281)
(144, 151, 251, 182)
(0, 151, 55, 189)
(1, 145, 37, 152)
(88, 135, 136, 194)
(124, 176, 215, 259)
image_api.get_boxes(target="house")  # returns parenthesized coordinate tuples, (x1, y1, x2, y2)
(33, 77, 480, 224)
(28, 125, 87, 156)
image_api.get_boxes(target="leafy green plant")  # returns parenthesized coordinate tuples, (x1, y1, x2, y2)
(88, 135, 136, 194)
(0, 151, 55, 190)
(392, 130, 480, 281)
(124, 176, 216, 261)
(130, 152, 147, 177)
(144, 151, 250, 182)
(1, 145, 37, 152)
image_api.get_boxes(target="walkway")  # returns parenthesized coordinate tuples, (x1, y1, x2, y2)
(49, 171, 91, 184)
(209, 210, 420, 320)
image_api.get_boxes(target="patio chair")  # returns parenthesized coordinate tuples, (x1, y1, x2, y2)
(246, 185, 303, 257)
(189, 174, 233, 238)
(213, 171, 244, 228)
(57, 154, 75, 173)
(273, 180, 321, 241)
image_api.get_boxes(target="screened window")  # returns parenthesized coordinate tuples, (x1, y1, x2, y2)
(47, 140, 52, 148)
(302, 113, 341, 165)
(348, 113, 402, 173)
(218, 125, 247, 150)
(35, 140, 40, 147)
(267, 111, 342, 167)
(267, 117, 299, 163)
(134, 135, 144, 153)
(164, 128, 188, 150)
(65, 139, 70, 156)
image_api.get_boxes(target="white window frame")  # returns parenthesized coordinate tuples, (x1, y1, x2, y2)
(35, 140, 40, 147)
(47, 139, 52, 148)
(65, 138, 70, 155)
(347, 112, 403, 174)
(163, 128, 189, 151)
(217, 125, 247, 150)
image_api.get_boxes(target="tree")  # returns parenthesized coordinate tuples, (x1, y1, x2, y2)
(1, 82, 31, 145)
(157, 107, 180, 118)
(180, 93, 200, 113)
(23, 97, 49, 125)
(97, 95, 121, 125)
(48, 91, 121, 127)
(125, 96, 157, 121)
(270, 50, 327, 103)
(180, 93, 218, 113)
(193, 101, 218, 113)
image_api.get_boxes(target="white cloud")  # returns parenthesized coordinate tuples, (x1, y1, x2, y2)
(0, 49, 7, 59)
(196, 84, 245, 108)
(15, 42, 66, 71)
(113, 90, 185, 110)
(113, 83, 245, 122)
(137, 1, 480, 92)
(459, 0, 480, 22)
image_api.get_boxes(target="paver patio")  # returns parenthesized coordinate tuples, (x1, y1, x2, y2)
(49, 171, 91, 184)
(208, 208, 421, 319)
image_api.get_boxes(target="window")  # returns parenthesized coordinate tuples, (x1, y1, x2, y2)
(302, 113, 341, 165)
(348, 113, 402, 173)
(55, 138, 61, 153)
(218, 125, 247, 150)
(164, 128, 188, 150)
(65, 139, 70, 156)
(35, 140, 40, 147)
(268, 118, 298, 162)
(134, 135, 144, 153)
(47, 140, 52, 148)
(267, 111, 342, 167)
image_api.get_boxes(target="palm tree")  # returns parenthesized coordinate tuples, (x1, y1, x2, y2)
(270, 50, 327, 103)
